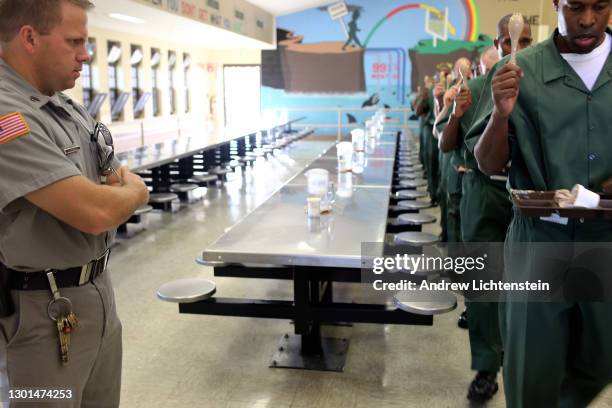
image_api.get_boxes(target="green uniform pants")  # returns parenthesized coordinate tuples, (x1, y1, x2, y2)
(446, 192, 462, 244)
(503, 213, 612, 408)
(437, 150, 450, 242)
(466, 302, 502, 373)
(423, 125, 439, 204)
(461, 172, 510, 375)
(418, 118, 426, 166)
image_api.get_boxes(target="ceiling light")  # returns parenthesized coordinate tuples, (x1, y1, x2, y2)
(109, 13, 145, 24)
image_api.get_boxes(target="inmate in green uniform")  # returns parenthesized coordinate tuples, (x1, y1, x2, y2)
(416, 91, 427, 167)
(423, 89, 441, 209)
(461, 74, 506, 376)
(435, 101, 464, 244)
(467, 30, 612, 407)
(0, 59, 122, 407)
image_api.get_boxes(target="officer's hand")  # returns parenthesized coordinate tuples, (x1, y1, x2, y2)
(103, 167, 123, 186)
(492, 64, 523, 119)
(118, 167, 150, 204)
(452, 87, 473, 118)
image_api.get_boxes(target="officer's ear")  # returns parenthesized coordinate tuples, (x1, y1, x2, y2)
(17, 25, 39, 54)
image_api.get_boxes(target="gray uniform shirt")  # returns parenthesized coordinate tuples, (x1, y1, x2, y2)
(0, 59, 114, 272)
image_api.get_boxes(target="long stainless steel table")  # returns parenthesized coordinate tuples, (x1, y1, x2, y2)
(117, 117, 307, 172)
(179, 130, 432, 371)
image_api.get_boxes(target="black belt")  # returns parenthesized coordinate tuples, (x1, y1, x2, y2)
(2, 250, 110, 291)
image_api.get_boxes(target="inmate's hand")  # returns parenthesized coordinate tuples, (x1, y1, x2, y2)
(492, 64, 523, 119)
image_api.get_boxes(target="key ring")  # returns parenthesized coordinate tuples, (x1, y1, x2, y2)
(47, 296, 73, 321)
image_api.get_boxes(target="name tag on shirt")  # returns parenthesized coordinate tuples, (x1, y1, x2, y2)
(540, 213, 569, 226)
(63, 145, 80, 155)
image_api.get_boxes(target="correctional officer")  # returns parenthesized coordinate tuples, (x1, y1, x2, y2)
(438, 15, 533, 402)
(471, 0, 612, 406)
(0, 1, 149, 407)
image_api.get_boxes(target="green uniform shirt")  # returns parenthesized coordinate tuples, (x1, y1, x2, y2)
(435, 80, 466, 196)
(461, 74, 512, 242)
(468, 30, 612, 241)
(0, 59, 113, 271)
(462, 75, 487, 170)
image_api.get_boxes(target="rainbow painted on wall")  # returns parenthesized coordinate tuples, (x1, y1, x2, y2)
(463, 0, 480, 42)
(363, 1, 480, 47)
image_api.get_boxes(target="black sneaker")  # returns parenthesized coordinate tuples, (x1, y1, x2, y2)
(467, 371, 499, 402)
(457, 309, 468, 329)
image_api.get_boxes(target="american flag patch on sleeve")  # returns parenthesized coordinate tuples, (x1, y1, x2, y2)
(0, 112, 30, 144)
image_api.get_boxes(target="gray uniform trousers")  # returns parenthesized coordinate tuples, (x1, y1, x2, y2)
(0, 271, 121, 407)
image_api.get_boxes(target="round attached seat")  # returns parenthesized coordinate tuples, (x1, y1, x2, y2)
(397, 166, 418, 173)
(149, 192, 181, 211)
(393, 290, 457, 315)
(396, 173, 412, 180)
(133, 204, 153, 216)
(157, 278, 216, 303)
(211, 167, 232, 176)
(195, 257, 228, 267)
(398, 160, 419, 167)
(397, 199, 432, 210)
(399, 179, 427, 188)
(228, 161, 246, 169)
(395, 190, 429, 200)
(149, 192, 179, 203)
(238, 156, 257, 164)
(398, 156, 419, 162)
(117, 204, 154, 235)
(394, 231, 439, 246)
(191, 174, 218, 184)
(397, 213, 436, 226)
(396, 172, 423, 180)
(170, 183, 203, 203)
(170, 183, 198, 193)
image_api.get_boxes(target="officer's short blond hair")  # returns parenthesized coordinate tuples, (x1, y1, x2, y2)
(0, 0, 93, 43)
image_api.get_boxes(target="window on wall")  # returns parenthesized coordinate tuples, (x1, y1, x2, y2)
(151, 48, 161, 117)
(131, 45, 144, 118)
(107, 41, 122, 121)
(223, 65, 261, 127)
(82, 38, 95, 111)
(168, 51, 177, 115)
(183, 53, 191, 114)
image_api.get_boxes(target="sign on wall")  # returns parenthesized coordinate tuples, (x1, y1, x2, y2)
(132, 0, 275, 44)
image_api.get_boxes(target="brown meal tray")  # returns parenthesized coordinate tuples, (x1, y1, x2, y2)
(511, 190, 612, 219)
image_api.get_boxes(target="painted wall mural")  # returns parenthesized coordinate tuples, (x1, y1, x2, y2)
(261, 0, 491, 127)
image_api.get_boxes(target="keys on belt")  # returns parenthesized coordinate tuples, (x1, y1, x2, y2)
(47, 272, 79, 365)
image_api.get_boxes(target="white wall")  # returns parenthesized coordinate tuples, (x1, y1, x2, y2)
(66, 25, 261, 140)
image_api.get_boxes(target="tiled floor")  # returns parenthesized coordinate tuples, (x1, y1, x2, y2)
(108, 133, 612, 408)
